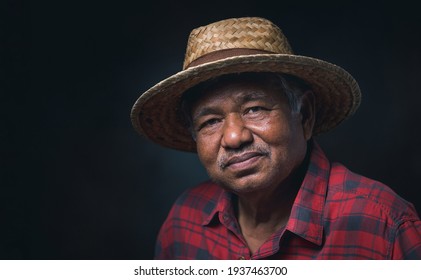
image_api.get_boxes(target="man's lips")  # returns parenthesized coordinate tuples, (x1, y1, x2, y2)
(223, 152, 264, 169)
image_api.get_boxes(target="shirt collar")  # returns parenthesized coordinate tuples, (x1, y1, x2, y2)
(285, 141, 329, 246)
(202, 187, 232, 226)
(201, 141, 330, 246)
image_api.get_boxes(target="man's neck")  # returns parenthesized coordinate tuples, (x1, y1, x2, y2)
(234, 180, 299, 254)
(236, 175, 300, 234)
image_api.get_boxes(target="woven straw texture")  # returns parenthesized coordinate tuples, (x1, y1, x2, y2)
(131, 17, 361, 152)
(183, 17, 292, 69)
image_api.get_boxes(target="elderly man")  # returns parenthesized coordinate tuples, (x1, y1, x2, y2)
(131, 17, 421, 259)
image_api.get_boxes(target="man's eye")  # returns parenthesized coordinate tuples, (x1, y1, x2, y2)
(246, 106, 266, 114)
(198, 118, 220, 130)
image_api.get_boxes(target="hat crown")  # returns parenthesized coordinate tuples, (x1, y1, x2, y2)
(183, 17, 294, 69)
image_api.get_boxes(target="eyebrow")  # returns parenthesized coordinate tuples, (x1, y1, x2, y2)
(192, 107, 220, 123)
(239, 91, 268, 103)
(192, 91, 270, 122)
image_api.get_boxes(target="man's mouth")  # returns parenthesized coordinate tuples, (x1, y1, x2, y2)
(222, 152, 265, 170)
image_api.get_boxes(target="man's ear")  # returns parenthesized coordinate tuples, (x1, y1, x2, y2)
(300, 90, 316, 141)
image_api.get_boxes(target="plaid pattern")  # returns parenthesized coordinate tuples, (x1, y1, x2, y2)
(155, 142, 421, 259)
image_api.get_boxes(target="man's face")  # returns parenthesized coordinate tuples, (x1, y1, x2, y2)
(190, 76, 313, 194)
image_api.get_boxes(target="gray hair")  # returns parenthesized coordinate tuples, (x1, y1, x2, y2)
(269, 73, 307, 113)
(180, 72, 311, 140)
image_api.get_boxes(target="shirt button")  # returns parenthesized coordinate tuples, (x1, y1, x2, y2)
(238, 256, 246, 260)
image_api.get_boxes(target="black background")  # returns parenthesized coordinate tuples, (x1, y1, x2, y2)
(2, 0, 421, 259)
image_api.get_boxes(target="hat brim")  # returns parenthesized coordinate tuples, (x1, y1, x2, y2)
(131, 54, 361, 152)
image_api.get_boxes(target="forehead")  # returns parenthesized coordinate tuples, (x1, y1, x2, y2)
(200, 79, 281, 105)
(185, 73, 286, 110)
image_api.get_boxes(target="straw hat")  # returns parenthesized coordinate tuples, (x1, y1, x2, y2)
(130, 17, 361, 152)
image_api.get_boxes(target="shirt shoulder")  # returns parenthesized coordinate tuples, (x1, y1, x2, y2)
(154, 181, 224, 259)
(167, 181, 223, 224)
(328, 162, 419, 224)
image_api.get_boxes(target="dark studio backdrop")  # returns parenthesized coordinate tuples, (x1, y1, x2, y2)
(2, 0, 421, 259)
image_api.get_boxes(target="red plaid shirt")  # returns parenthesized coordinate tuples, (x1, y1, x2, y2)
(155, 142, 421, 259)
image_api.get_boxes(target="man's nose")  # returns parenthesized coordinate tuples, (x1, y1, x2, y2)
(221, 114, 253, 149)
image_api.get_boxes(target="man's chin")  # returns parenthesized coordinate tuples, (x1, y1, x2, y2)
(213, 176, 271, 194)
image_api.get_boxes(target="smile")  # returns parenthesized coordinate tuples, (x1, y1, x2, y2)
(223, 152, 265, 171)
